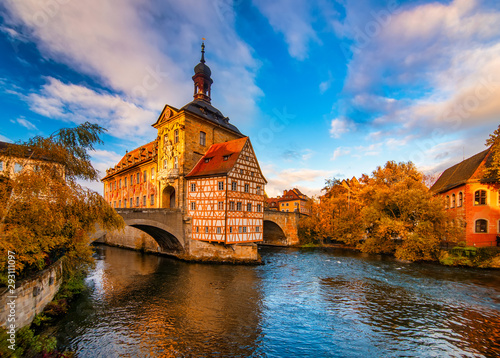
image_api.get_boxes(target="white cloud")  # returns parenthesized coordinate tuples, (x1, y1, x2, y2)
(3, 0, 262, 126)
(331, 147, 351, 161)
(329, 117, 354, 138)
(252, 0, 320, 60)
(0, 134, 12, 142)
(12, 117, 37, 130)
(264, 167, 335, 197)
(28, 77, 157, 143)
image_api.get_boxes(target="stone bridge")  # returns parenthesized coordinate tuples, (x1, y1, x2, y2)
(262, 210, 302, 246)
(94, 208, 303, 261)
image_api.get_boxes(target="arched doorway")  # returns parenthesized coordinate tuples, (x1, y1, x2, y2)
(162, 185, 176, 209)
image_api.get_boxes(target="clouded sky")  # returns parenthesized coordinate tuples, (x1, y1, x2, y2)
(1, 0, 499, 196)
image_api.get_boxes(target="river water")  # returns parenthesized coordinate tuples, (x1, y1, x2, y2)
(54, 245, 500, 357)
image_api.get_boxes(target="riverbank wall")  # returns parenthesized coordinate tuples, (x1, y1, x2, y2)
(0, 259, 63, 330)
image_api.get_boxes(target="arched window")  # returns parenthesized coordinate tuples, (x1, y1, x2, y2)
(445, 195, 450, 209)
(451, 194, 456, 208)
(475, 219, 488, 233)
(474, 190, 487, 205)
(458, 192, 463, 207)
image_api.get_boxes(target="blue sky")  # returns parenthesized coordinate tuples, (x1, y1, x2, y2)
(1, 0, 499, 197)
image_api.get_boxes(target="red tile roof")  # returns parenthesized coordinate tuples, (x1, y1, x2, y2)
(102, 140, 156, 180)
(186, 137, 248, 178)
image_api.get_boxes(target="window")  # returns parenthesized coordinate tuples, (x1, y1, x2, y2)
(237, 202, 242, 211)
(445, 195, 449, 209)
(256, 226, 260, 233)
(451, 194, 455, 208)
(118, 200, 121, 208)
(163, 159, 167, 169)
(137, 173, 140, 184)
(130, 174, 133, 184)
(216, 227, 221, 234)
(231, 181, 237, 191)
(240, 169, 243, 174)
(174, 129, 179, 143)
(257, 204, 262, 212)
(191, 202, 196, 210)
(0, 161, 3, 171)
(191, 183, 196, 192)
(475, 219, 488, 233)
(218, 181, 224, 190)
(143, 171, 147, 182)
(238, 227, 242, 233)
(200, 131, 206, 146)
(119, 179, 122, 189)
(124, 200, 127, 208)
(229, 201, 235, 211)
(113, 201, 116, 208)
(205, 157, 212, 163)
(242, 227, 247, 233)
(143, 196, 146, 206)
(196, 226, 199, 233)
(124, 177, 127, 187)
(223, 155, 229, 161)
(130, 198, 133, 207)
(229, 226, 233, 233)
(14, 163, 23, 173)
(256, 186, 261, 195)
(458, 192, 463, 207)
(218, 201, 224, 210)
(247, 203, 252, 212)
(286, 203, 289, 206)
(136, 197, 139, 207)
(150, 194, 154, 205)
(174, 156, 178, 169)
(244, 184, 249, 193)
(205, 227, 209, 233)
(151, 167, 155, 180)
(474, 190, 487, 205)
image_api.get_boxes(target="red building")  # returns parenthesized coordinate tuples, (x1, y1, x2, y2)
(186, 137, 266, 244)
(431, 147, 500, 247)
(266, 188, 311, 215)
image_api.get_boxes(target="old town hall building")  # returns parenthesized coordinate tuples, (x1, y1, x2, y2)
(102, 44, 267, 245)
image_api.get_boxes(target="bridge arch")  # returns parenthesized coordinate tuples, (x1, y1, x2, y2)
(263, 220, 288, 245)
(125, 218, 184, 252)
(262, 210, 301, 246)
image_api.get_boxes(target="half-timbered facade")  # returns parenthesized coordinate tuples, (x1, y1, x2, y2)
(186, 137, 267, 243)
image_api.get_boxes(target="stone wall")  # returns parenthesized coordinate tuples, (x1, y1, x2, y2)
(0, 259, 63, 330)
(187, 240, 259, 262)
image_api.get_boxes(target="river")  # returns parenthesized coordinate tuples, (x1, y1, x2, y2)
(54, 245, 500, 357)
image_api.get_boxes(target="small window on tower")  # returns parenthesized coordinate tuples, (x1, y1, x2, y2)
(174, 129, 179, 143)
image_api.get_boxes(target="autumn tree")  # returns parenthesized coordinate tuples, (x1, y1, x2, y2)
(0, 122, 124, 282)
(359, 161, 461, 261)
(484, 124, 500, 180)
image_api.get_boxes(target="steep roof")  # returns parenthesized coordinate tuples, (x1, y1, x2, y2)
(102, 141, 156, 180)
(278, 188, 310, 202)
(186, 137, 248, 178)
(430, 148, 492, 194)
(181, 99, 242, 135)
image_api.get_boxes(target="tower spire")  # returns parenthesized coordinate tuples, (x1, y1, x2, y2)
(200, 40, 205, 63)
(192, 39, 213, 103)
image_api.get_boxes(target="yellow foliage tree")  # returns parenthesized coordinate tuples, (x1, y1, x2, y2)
(0, 123, 124, 280)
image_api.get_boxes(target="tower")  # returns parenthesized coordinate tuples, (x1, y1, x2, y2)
(192, 41, 213, 103)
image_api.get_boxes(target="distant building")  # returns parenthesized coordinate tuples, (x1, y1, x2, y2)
(430, 147, 500, 247)
(102, 43, 266, 244)
(0, 141, 63, 178)
(267, 188, 311, 215)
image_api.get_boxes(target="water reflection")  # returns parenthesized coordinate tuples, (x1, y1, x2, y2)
(55, 245, 500, 358)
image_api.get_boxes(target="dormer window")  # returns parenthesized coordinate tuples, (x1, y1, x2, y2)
(205, 157, 212, 163)
(223, 155, 230, 161)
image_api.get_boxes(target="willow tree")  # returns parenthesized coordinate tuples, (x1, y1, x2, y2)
(0, 122, 124, 280)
